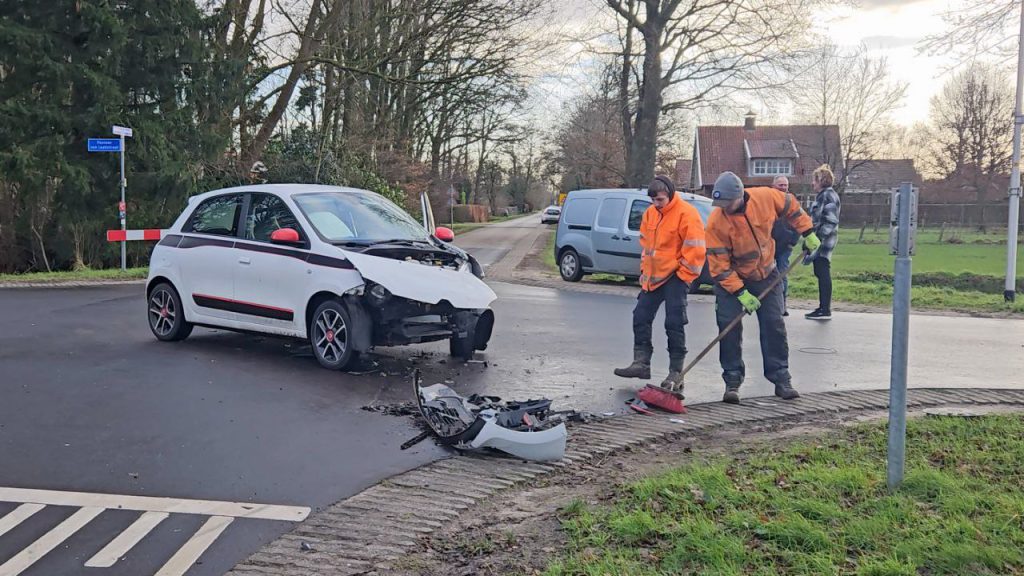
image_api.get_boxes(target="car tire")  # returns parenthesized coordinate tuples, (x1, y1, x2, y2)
(559, 249, 584, 282)
(310, 299, 359, 370)
(449, 334, 475, 361)
(148, 282, 193, 342)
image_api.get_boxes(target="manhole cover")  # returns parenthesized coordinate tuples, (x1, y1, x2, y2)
(797, 347, 837, 355)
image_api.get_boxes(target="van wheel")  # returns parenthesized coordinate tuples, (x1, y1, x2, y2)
(310, 300, 359, 370)
(559, 249, 584, 282)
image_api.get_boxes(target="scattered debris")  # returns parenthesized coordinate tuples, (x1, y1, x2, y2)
(400, 430, 433, 450)
(361, 402, 419, 417)
(300, 541, 315, 552)
(669, 418, 686, 424)
(414, 370, 568, 461)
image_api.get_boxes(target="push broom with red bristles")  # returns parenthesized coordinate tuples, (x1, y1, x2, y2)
(637, 250, 806, 414)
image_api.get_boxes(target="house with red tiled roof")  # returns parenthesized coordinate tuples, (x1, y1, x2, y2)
(674, 159, 692, 190)
(689, 113, 843, 198)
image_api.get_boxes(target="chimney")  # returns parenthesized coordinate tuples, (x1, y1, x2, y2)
(743, 111, 756, 131)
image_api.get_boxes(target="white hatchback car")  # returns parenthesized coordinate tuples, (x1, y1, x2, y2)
(146, 184, 496, 370)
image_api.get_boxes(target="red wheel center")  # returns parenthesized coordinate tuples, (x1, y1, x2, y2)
(160, 307, 169, 318)
(326, 330, 335, 343)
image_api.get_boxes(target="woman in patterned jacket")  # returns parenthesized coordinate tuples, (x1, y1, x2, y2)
(806, 164, 841, 320)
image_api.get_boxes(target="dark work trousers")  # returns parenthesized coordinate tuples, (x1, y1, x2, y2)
(633, 274, 688, 367)
(813, 256, 832, 312)
(713, 269, 791, 387)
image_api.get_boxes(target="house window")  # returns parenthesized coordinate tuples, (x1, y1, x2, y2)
(752, 159, 792, 176)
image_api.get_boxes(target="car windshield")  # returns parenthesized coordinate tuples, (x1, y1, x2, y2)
(293, 191, 429, 244)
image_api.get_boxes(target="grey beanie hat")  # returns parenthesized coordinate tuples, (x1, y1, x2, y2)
(711, 171, 744, 206)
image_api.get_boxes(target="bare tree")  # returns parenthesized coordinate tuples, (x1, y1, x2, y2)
(605, 0, 820, 186)
(920, 0, 1019, 65)
(925, 64, 1014, 203)
(790, 43, 908, 192)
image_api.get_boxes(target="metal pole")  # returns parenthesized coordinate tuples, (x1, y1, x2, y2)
(1006, 0, 1024, 302)
(120, 135, 126, 271)
(887, 181, 913, 491)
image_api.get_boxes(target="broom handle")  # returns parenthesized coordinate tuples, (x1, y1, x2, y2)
(679, 249, 807, 380)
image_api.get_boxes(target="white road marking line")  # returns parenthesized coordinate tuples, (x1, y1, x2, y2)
(0, 506, 104, 576)
(154, 516, 233, 576)
(0, 487, 309, 521)
(0, 504, 45, 538)
(84, 511, 169, 568)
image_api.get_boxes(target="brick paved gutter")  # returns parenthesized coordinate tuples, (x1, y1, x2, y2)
(226, 388, 1024, 576)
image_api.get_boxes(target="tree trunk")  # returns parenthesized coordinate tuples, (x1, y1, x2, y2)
(627, 17, 663, 186)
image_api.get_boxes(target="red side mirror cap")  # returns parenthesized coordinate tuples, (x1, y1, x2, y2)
(270, 228, 301, 244)
(435, 226, 455, 242)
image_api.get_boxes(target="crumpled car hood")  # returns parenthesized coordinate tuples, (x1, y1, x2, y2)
(340, 249, 496, 310)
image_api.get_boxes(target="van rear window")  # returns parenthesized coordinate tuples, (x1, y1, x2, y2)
(563, 198, 597, 227)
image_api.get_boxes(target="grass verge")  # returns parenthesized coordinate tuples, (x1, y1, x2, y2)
(0, 267, 149, 283)
(546, 414, 1024, 576)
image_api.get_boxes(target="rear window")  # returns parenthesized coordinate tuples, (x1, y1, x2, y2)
(563, 198, 597, 227)
(597, 198, 626, 229)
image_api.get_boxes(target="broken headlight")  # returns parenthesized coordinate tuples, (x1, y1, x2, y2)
(368, 283, 391, 306)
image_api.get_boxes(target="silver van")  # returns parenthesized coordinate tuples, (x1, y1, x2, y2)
(554, 188, 714, 292)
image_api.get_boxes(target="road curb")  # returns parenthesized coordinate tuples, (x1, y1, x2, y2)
(0, 279, 145, 289)
(227, 388, 1024, 576)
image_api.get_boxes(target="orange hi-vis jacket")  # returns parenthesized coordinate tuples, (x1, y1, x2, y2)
(706, 186, 813, 295)
(638, 194, 707, 292)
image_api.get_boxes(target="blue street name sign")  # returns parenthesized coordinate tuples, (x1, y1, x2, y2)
(88, 138, 122, 152)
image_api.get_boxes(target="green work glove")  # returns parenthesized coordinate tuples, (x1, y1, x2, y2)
(802, 232, 822, 253)
(737, 289, 761, 314)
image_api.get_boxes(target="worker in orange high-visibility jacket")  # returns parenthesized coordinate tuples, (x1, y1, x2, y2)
(614, 176, 706, 394)
(706, 171, 820, 404)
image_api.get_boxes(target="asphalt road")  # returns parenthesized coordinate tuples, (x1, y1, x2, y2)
(1, 213, 1022, 575)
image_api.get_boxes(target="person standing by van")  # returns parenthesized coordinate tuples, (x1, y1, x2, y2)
(705, 171, 820, 404)
(614, 176, 706, 393)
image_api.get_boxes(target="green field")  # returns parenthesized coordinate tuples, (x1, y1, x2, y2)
(547, 414, 1024, 576)
(0, 267, 149, 283)
(785, 228, 1024, 314)
(545, 226, 1024, 314)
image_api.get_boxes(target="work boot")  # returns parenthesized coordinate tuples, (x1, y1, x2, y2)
(723, 383, 741, 404)
(661, 371, 684, 393)
(614, 349, 651, 380)
(774, 381, 801, 400)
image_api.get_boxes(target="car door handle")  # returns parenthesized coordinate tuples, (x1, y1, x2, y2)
(622, 236, 632, 241)
(611, 235, 620, 240)
(238, 257, 251, 265)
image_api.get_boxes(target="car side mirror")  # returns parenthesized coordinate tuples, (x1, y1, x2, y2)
(434, 226, 455, 242)
(270, 228, 302, 245)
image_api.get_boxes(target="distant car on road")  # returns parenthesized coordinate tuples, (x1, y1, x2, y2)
(541, 205, 562, 224)
(146, 184, 495, 370)
(554, 188, 714, 292)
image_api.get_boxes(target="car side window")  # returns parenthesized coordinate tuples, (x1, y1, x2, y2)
(245, 193, 304, 243)
(184, 194, 242, 236)
(628, 199, 651, 231)
(597, 198, 626, 230)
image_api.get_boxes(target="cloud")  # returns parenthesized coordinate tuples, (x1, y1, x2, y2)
(860, 35, 922, 50)
(855, 0, 930, 7)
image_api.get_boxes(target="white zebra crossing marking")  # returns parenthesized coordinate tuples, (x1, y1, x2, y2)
(0, 487, 310, 575)
(154, 516, 233, 576)
(0, 506, 104, 576)
(85, 511, 169, 568)
(0, 505, 44, 539)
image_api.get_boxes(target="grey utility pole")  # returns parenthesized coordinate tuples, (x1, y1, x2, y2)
(887, 181, 915, 491)
(1007, 1, 1024, 302)
(113, 125, 133, 271)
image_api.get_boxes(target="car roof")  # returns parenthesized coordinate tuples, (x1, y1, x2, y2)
(187, 184, 371, 204)
(566, 188, 711, 205)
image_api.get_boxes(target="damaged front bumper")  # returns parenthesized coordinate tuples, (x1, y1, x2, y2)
(416, 382, 567, 462)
